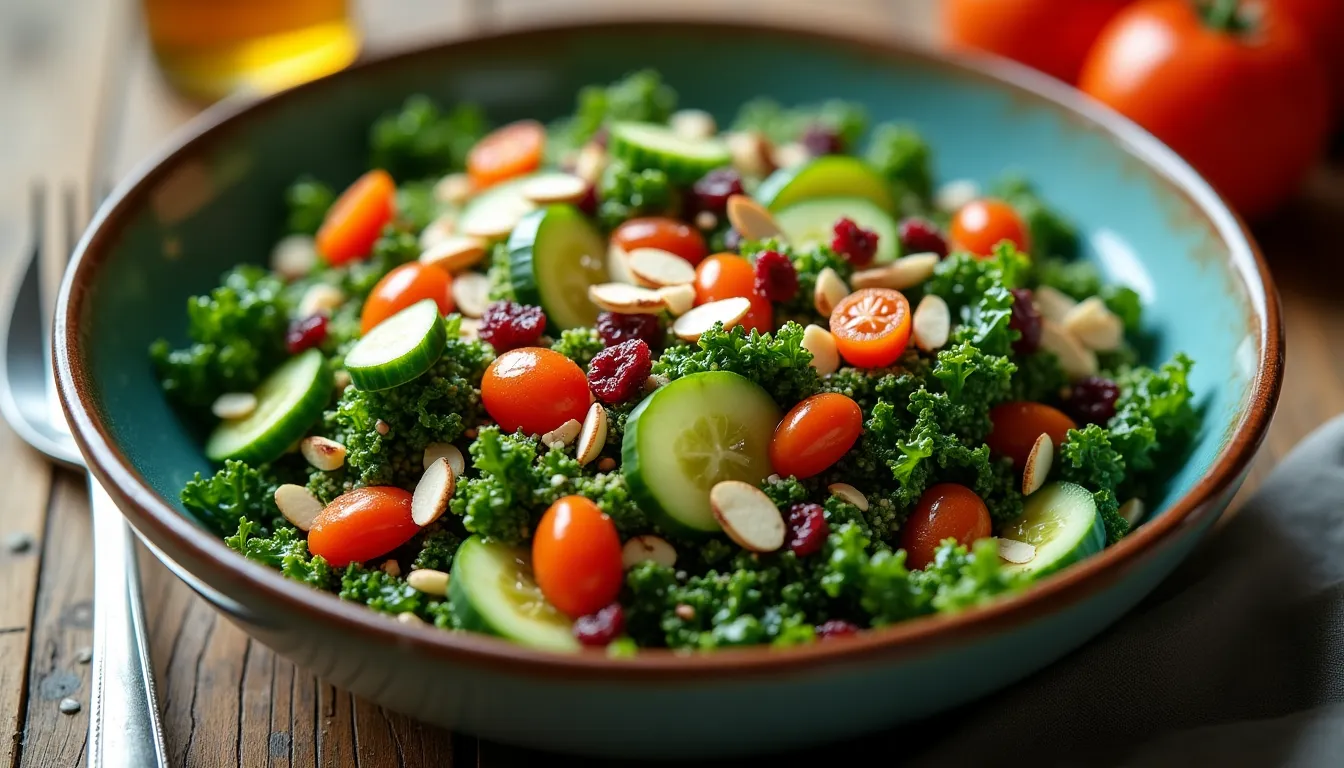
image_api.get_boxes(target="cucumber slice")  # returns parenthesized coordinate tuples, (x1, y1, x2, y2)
(449, 536, 578, 652)
(204, 349, 330, 464)
(756, 156, 896, 213)
(507, 204, 609, 330)
(623, 371, 781, 536)
(344, 299, 446, 391)
(775, 197, 902, 264)
(608, 121, 732, 184)
(458, 171, 576, 241)
(999, 481, 1106, 579)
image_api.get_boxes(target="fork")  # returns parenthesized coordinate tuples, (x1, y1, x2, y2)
(0, 182, 169, 767)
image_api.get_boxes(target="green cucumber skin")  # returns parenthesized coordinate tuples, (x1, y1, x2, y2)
(608, 122, 731, 185)
(507, 205, 607, 331)
(204, 349, 331, 465)
(775, 197, 902, 264)
(756, 156, 897, 213)
(345, 304, 447, 391)
(1002, 481, 1106, 580)
(448, 537, 579, 652)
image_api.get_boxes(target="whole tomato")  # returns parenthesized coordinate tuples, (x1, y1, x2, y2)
(1272, 0, 1344, 114)
(943, 0, 1133, 83)
(1079, 0, 1330, 218)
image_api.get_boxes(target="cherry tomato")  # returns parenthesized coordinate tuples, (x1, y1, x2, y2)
(467, 120, 545, 189)
(360, 262, 454, 334)
(950, 199, 1030, 257)
(307, 487, 417, 568)
(900, 483, 992, 570)
(1080, 0, 1330, 218)
(829, 288, 912, 368)
(770, 393, 863, 479)
(532, 496, 623, 618)
(482, 348, 590, 436)
(612, 217, 709, 266)
(693, 253, 774, 334)
(1271, 0, 1344, 117)
(943, 0, 1133, 84)
(316, 170, 396, 266)
(987, 401, 1077, 467)
(738, 296, 774, 335)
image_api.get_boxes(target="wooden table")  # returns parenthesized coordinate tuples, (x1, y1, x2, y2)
(0, 0, 1340, 764)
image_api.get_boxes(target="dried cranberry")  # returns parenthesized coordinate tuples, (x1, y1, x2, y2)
(815, 620, 860, 640)
(786, 503, 829, 557)
(285, 315, 328, 354)
(831, 218, 879, 267)
(1009, 289, 1043, 355)
(752, 250, 799, 302)
(722, 228, 744, 253)
(573, 602, 625, 647)
(1066, 376, 1121, 425)
(801, 125, 844, 156)
(595, 312, 661, 349)
(477, 301, 547, 352)
(576, 184, 599, 217)
(691, 168, 744, 215)
(898, 217, 949, 259)
(588, 339, 653, 404)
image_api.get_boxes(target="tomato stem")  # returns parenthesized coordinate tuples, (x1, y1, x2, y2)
(1202, 0, 1246, 32)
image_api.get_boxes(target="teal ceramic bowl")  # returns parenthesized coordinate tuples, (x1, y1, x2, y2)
(55, 20, 1282, 759)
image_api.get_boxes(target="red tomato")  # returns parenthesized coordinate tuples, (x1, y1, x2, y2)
(481, 348, 590, 436)
(612, 217, 709, 266)
(738, 296, 774, 336)
(532, 496, 623, 618)
(1272, 0, 1344, 116)
(943, 0, 1133, 84)
(360, 263, 453, 333)
(1080, 0, 1330, 218)
(467, 120, 545, 189)
(693, 252, 774, 334)
(316, 170, 396, 266)
(769, 393, 863, 479)
(987, 401, 1077, 467)
(900, 483, 992, 570)
(950, 199, 1030, 258)
(307, 487, 418, 568)
(829, 288, 912, 368)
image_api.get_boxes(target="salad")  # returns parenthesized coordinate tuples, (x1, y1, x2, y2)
(152, 72, 1197, 653)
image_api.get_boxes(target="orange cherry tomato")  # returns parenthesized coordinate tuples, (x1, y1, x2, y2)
(531, 496, 624, 618)
(987, 401, 1077, 467)
(360, 263, 454, 334)
(481, 348, 590, 436)
(307, 487, 417, 568)
(1273, 0, 1344, 116)
(828, 288, 912, 368)
(949, 199, 1030, 257)
(612, 217, 709, 266)
(769, 393, 863, 479)
(943, 0, 1133, 84)
(693, 252, 774, 334)
(1080, 0, 1330, 219)
(316, 170, 396, 266)
(900, 483, 992, 570)
(467, 120, 545, 189)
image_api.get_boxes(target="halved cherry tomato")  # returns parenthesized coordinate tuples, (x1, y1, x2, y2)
(612, 217, 709, 266)
(532, 496, 623, 618)
(770, 393, 863, 479)
(987, 401, 1077, 467)
(467, 120, 545, 189)
(694, 252, 773, 334)
(360, 262, 454, 333)
(316, 170, 396, 266)
(949, 199, 1030, 257)
(829, 288, 912, 368)
(943, 0, 1133, 84)
(900, 483, 992, 570)
(481, 348, 590, 436)
(307, 487, 417, 568)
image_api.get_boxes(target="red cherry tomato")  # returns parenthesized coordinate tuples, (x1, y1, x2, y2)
(612, 217, 709, 266)
(900, 483, 992, 570)
(829, 287, 912, 368)
(987, 401, 1077, 467)
(316, 170, 396, 266)
(950, 199, 1030, 257)
(943, 0, 1133, 84)
(532, 496, 623, 618)
(360, 262, 454, 333)
(769, 393, 863, 479)
(693, 252, 774, 334)
(307, 487, 418, 568)
(738, 297, 774, 335)
(481, 348, 590, 436)
(467, 120, 545, 189)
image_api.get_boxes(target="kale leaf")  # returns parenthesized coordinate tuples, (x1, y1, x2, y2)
(369, 95, 488, 181)
(653, 322, 820, 407)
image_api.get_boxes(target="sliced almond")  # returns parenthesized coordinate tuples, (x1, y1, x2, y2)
(274, 484, 323, 532)
(450, 271, 491, 318)
(813, 267, 850, 318)
(576, 403, 607, 466)
(828, 482, 869, 512)
(621, 535, 678, 569)
(656, 284, 696, 317)
(397, 611, 423, 625)
(802, 324, 840, 376)
(380, 559, 401, 577)
(694, 211, 718, 231)
(541, 418, 582, 449)
(406, 568, 450, 596)
(851, 252, 940, 291)
(912, 294, 951, 352)
(996, 537, 1037, 565)
(422, 442, 465, 475)
(211, 392, 257, 421)
(300, 436, 347, 472)
(672, 297, 752, 342)
(1040, 321, 1099, 380)
(1063, 297, 1124, 352)
(935, 179, 980, 214)
(588, 283, 666, 315)
(726, 131, 775, 178)
(643, 374, 668, 395)
(270, 234, 318, 281)
(1033, 286, 1078, 323)
(461, 201, 530, 241)
(1022, 433, 1054, 496)
(297, 283, 345, 318)
(459, 317, 481, 341)
(606, 244, 637, 285)
(726, 195, 784, 242)
(1120, 497, 1146, 527)
(418, 213, 457, 251)
(574, 142, 607, 185)
(521, 173, 588, 205)
(670, 109, 717, 140)
(420, 235, 488, 274)
(627, 248, 697, 288)
(709, 480, 786, 553)
(333, 369, 352, 390)
(412, 458, 455, 526)
(433, 172, 473, 206)
(772, 142, 810, 170)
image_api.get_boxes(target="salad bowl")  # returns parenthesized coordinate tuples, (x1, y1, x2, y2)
(54, 19, 1280, 758)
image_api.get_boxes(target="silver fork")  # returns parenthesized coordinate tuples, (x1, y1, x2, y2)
(0, 182, 169, 768)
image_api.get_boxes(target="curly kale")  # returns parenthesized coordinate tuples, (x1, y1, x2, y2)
(180, 460, 279, 536)
(653, 322, 819, 407)
(1010, 350, 1068, 403)
(305, 466, 354, 505)
(597, 160, 674, 231)
(485, 241, 517, 302)
(369, 95, 488, 181)
(820, 350, 931, 415)
(284, 177, 334, 235)
(865, 122, 934, 206)
(1033, 256, 1101, 300)
(930, 342, 1015, 438)
(411, 527, 463, 572)
(549, 70, 678, 161)
(1108, 353, 1198, 475)
(732, 98, 867, 150)
(927, 245, 1031, 316)
(550, 327, 604, 368)
(395, 181, 440, 234)
(226, 518, 334, 589)
(741, 237, 852, 326)
(1055, 424, 1130, 544)
(989, 175, 1079, 259)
